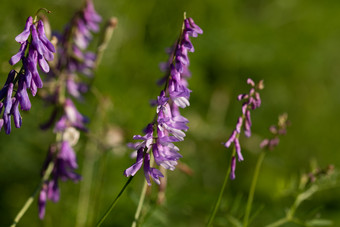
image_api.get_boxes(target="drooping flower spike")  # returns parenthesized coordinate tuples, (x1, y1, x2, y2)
(124, 16, 202, 185)
(224, 78, 264, 180)
(0, 15, 55, 134)
(37, 0, 109, 219)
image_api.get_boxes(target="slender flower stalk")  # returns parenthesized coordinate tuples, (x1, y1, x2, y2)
(124, 15, 203, 185)
(0, 12, 55, 134)
(123, 17, 202, 224)
(265, 165, 335, 227)
(94, 14, 202, 227)
(207, 78, 263, 227)
(224, 78, 264, 179)
(243, 113, 289, 227)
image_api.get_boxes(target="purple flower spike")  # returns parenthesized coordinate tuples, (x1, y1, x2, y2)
(223, 78, 264, 179)
(125, 16, 202, 184)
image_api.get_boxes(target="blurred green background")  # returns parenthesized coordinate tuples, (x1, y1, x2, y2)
(1, 0, 340, 226)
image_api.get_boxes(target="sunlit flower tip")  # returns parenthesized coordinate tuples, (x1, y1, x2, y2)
(257, 80, 265, 90)
(15, 16, 33, 43)
(230, 156, 236, 180)
(247, 78, 255, 87)
(184, 18, 203, 37)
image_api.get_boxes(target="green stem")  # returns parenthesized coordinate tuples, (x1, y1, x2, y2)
(96, 176, 134, 227)
(131, 179, 149, 227)
(75, 141, 98, 227)
(10, 160, 55, 227)
(243, 151, 266, 227)
(206, 149, 235, 227)
(265, 217, 289, 227)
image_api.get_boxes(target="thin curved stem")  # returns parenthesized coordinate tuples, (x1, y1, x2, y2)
(10, 160, 55, 227)
(243, 151, 266, 227)
(96, 176, 134, 227)
(206, 149, 235, 227)
(265, 217, 289, 227)
(131, 179, 149, 227)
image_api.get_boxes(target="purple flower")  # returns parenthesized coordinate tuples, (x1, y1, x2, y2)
(224, 78, 264, 179)
(0, 15, 55, 135)
(54, 99, 88, 132)
(38, 140, 81, 219)
(125, 16, 202, 185)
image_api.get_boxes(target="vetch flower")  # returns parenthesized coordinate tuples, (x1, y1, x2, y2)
(0, 14, 55, 134)
(224, 78, 264, 179)
(124, 15, 202, 185)
(38, 140, 81, 219)
(37, 0, 110, 219)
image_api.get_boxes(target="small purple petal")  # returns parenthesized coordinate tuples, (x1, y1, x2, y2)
(124, 149, 144, 177)
(234, 138, 243, 161)
(38, 54, 50, 73)
(247, 78, 255, 87)
(38, 186, 47, 219)
(225, 130, 237, 148)
(236, 117, 243, 133)
(3, 114, 11, 135)
(11, 99, 22, 128)
(4, 83, 14, 115)
(9, 42, 28, 65)
(37, 20, 56, 53)
(31, 25, 44, 56)
(15, 16, 33, 43)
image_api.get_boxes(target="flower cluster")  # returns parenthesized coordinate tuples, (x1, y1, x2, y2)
(260, 113, 289, 150)
(58, 0, 102, 100)
(0, 16, 55, 134)
(38, 139, 81, 219)
(38, 0, 103, 219)
(224, 78, 264, 179)
(124, 17, 203, 185)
